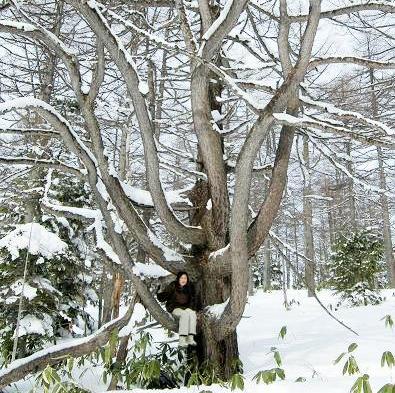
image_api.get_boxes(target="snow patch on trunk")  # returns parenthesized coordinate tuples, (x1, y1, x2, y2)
(205, 298, 230, 319)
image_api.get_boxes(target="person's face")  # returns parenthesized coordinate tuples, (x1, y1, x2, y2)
(179, 274, 188, 286)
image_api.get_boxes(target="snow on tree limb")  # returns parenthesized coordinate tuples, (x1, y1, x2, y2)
(0, 156, 86, 177)
(307, 133, 395, 198)
(197, 0, 249, 59)
(300, 93, 395, 139)
(250, 1, 395, 22)
(0, 223, 68, 260)
(214, 0, 323, 339)
(0, 297, 137, 389)
(120, 180, 194, 209)
(65, 0, 206, 246)
(272, 112, 395, 149)
(309, 56, 395, 70)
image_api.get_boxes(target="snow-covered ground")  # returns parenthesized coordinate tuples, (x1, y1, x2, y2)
(236, 288, 395, 392)
(5, 288, 395, 392)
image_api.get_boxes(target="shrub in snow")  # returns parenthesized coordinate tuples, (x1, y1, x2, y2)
(0, 223, 94, 365)
(33, 361, 90, 393)
(100, 330, 182, 389)
(98, 325, 243, 389)
(328, 230, 384, 306)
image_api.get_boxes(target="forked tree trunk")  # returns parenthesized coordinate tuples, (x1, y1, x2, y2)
(185, 157, 239, 378)
(187, 182, 239, 379)
(181, 3, 241, 376)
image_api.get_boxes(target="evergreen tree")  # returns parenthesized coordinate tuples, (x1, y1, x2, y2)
(0, 223, 95, 365)
(328, 230, 384, 306)
(0, 174, 98, 365)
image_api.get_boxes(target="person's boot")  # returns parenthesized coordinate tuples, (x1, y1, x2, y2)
(178, 335, 188, 347)
(186, 334, 197, 346)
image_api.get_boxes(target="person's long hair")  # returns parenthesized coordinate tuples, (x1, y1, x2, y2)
(175, 271, 190, 289)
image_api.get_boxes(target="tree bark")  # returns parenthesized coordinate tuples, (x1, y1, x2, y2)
(377, 147, 395, 286)
(196, 269, 240, 379)
(263, 238, 272, 291)
(301, 136, 315, 296)
(345, 141, 357, 230)
(368, 68, 395, 286)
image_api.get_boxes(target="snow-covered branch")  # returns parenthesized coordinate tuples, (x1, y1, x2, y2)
(300, 94, 395, 140)
(251, 2, 395, 23)
(307, 134, 395, 198)
(272, 112, 395, 149)
(65, 0, 206, 246)
(290, 2, 395, 22)
(309, 56, 395, 70)
(0, 157, 86, 177)
(0, 298, 136, 389)
(197, 0, 249, 59)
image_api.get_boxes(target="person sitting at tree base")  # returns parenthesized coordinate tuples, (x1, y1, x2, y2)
(157, 271, 198, 347)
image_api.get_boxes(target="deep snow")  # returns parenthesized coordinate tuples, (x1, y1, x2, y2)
(5, 288, 395, 392)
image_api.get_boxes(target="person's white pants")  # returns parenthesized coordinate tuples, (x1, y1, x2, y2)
(172, 307, 197, 335)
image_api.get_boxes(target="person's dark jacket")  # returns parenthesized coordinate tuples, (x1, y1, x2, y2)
(157, 280, 197, 313)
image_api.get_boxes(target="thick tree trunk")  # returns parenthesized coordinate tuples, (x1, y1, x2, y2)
(198, 329, 239, 379)
(195, 270, 240, 380)
(187, 184, 239, 380)
(182, 3, 240, 377)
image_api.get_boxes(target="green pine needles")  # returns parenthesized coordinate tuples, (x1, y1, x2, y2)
(328, 230, 385, 306)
